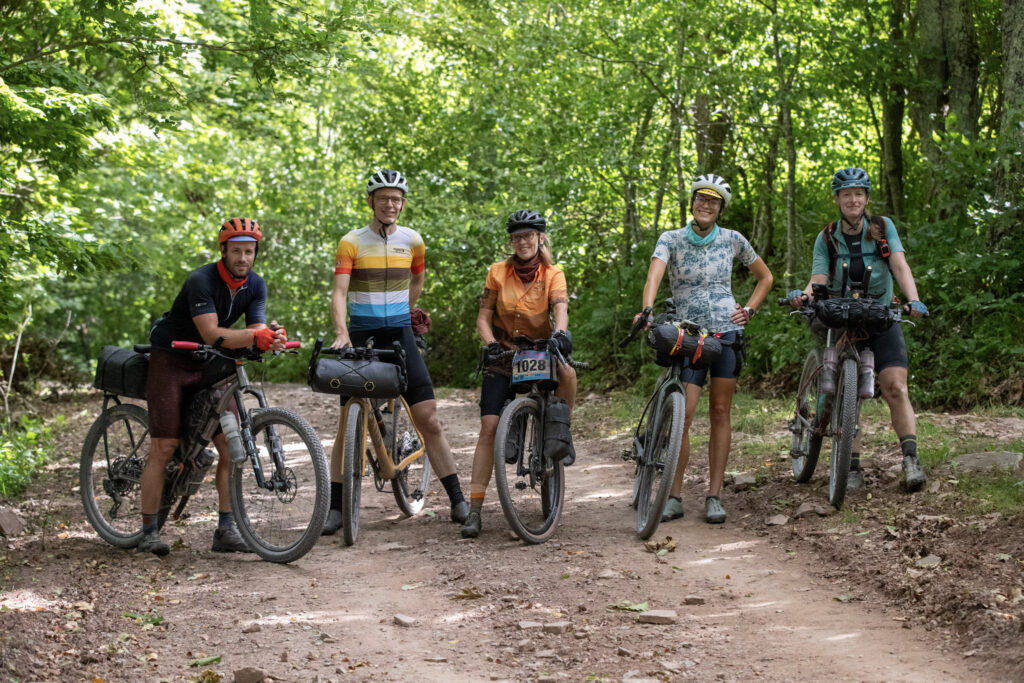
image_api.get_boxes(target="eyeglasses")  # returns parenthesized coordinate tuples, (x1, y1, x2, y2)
(375, 196, 404, 206)
(693, 195, 722, 207)
(509, 232, 538, 243)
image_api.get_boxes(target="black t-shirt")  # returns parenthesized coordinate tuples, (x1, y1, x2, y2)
(844, 231, 866, 284)
(149, 262, 268, 349)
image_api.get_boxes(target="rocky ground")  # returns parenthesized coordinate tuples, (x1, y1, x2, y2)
(0, 384, 1022, 682)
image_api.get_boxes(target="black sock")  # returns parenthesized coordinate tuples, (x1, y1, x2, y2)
(330, 481, 344, 510)
(850, 452, 860, 471)
(440, 473, 465, 506)
(142, 514, 159, 535)
(899, 435, 917, 458)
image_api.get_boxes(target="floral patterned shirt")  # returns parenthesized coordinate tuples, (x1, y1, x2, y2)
(651, 224, 759, 333)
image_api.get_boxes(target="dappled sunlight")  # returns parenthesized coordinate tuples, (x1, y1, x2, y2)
(687, 555, 756, 566)
(579, 488, 630, 502)
(824, 632, 861, 642)
(708, 540, 761, 552)
(0, 589, 63, 611)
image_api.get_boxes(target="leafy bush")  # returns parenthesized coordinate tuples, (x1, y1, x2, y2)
(0, 416, 54, 498)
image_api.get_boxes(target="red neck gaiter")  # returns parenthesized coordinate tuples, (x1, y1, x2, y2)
(217, 259, 248, 290)
(513, 255, 541, 284)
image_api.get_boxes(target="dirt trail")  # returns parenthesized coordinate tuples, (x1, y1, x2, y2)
(0, 386, 1012, 681)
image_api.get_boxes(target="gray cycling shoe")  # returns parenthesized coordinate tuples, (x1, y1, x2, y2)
(321, 508, 343, 536)
(137, 530, 170, 556)
(450, 500, 471, 524)
(902, 455, 927, 492)
(661, 496, 685, 522)
(847, 467, 865, 490)
(212, 525, 253, 553)
(460, 511, 482, 538)
(704, 496, 726, 524)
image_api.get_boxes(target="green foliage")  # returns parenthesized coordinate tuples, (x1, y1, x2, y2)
(0, 416, 54, 498)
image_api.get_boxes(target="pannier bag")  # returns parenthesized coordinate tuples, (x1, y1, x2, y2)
(814, 299, 893, 334)
(543, 397, 573, 462)
(646, 323, 723, 370)
(94, 346, 149, 399)
(308, 356, 407, 399)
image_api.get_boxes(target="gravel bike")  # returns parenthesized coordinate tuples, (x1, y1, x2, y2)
(81, 341, 330, 563)
(618, 306, 687, 539)
(309, 340, 431, 546)
(488, 337, 587, 544)
(783, 267, 908, 509)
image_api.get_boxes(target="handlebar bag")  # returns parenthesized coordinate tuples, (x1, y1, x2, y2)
(815, 299, 894, 334)
(646, 323, 723, 370)
(94, 346, 149, 399)
(308, 357, 407, 399)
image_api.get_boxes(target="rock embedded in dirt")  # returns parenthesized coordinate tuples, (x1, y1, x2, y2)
(241, 623, 261, 634)
(518, 621, 544, 630)
(953, 451, 1023, 473)
(637, 609, 678, 624)
(683, 595, 705, 605)
(393, 614, 417, 627)
(794, 503, 831, 519)
(0, 507, 24, 537)
(597, 568, 622, 579)
(233, 666, 267, 683)
(543, 621, 571, 634)
(731, 473, 757, 492)
(765, 514, 789, 526)
(916, 555, 942, 569)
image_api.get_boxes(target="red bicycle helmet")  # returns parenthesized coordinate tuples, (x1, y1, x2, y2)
(218, 217, 262, 244)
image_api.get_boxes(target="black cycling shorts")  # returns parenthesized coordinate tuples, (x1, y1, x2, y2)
(682, 330, 741, 388)
(859, 322, 909, 372)
(350, 326, 435, 407)
(479, 372, 516, 417)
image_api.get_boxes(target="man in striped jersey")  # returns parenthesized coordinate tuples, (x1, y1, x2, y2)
(323, 169, 470, 533)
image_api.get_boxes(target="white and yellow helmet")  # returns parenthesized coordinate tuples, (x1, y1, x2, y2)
(690, 173, 732, 209)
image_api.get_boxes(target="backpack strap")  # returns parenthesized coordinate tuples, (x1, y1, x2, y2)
(869, 215, 891, 262)
(822, 221, 840, 282)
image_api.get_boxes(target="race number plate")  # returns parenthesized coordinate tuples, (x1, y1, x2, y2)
(512, 350, 551, 383)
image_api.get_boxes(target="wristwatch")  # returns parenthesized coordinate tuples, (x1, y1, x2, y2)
(743, 306, 756, 319)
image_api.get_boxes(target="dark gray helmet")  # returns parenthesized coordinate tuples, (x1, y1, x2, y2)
(506, 209, 546, 233)
(831, 167, 871, 195)
(366, 169, 408, 195)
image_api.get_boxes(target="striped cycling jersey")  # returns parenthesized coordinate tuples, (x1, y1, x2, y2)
(334, 225, 426, 331)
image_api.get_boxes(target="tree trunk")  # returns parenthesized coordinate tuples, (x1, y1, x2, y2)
(881, 0, 906, 219)
(993, 0, 1024, 245)
(622, 102, 654, 264)
(694, 94, 730, 173)
(752, 126, 779, 258)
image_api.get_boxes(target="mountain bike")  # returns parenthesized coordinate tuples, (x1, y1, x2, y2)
(81, 341, 330, 563)
(308, 340, 431, 546)
(618, 307, 688, 540)
(783, 267, 908, 509)
(489, 337, 587, 544)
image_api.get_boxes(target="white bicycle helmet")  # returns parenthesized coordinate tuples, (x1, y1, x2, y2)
(366, 169, 409, 195)
(690, 173, 732, 209)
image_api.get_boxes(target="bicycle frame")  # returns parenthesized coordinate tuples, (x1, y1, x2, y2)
(335, 395, 426, 481)
(633, 363, 688, 464)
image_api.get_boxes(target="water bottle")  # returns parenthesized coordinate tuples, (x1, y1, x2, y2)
(820, 347, 838, 395)
(858, 349, 875, 399)
(219, 412, 248, 464)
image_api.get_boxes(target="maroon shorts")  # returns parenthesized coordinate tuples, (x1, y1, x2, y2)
(146, 348, 236, 439)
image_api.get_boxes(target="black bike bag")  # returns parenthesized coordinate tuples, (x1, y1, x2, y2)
(543, 397, 573, 462)
(814, 298, 893, 334)
(94, 346, 149, 399)
(308, 357, 406, 398)
(646, 322, 723, 370)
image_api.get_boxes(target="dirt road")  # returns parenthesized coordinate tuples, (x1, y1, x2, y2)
(0, 386, 1016, 681)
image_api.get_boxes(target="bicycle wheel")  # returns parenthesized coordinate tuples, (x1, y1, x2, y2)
(230, 407, 329, 563)
(341, 401, 364, 546)
(791, 349, 825, 483)
(388, 398, 431, 516)
(80, 404, 149, 548)
(828, 358, 859, 509)
(628, 400, 655, 510)
(493, 397, 565, 544)
(635, 391, 684, 539)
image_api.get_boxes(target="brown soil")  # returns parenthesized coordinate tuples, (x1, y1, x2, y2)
(1, 385, 1021, 682)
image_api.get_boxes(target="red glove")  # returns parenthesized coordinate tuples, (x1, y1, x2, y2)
(253, 328, 278, 351)
(410, 308, 432, 335)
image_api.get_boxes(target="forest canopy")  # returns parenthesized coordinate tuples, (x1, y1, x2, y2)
(1, 0, 1022, 409)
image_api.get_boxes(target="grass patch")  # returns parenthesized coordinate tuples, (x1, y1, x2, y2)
(956, 474, 1024, 515)
(0, 416, 57, 498)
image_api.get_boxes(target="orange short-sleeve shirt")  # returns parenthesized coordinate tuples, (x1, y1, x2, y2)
(481, 261, 568, 342)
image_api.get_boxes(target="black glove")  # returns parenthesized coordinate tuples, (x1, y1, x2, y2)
(483, 341, 505, 365)
(552, 329, 573, 357)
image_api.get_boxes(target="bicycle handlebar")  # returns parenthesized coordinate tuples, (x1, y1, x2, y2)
(170, 340, 300, 360)
(618, 306, 652, 348)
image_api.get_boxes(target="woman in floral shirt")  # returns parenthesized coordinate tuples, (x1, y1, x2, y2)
(636, 174, 773, 524)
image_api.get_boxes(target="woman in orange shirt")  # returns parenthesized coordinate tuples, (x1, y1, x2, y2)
(460, 210, 576, 539)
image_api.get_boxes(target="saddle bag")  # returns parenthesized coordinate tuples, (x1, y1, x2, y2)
(94, 346, 149, 399)
(308, 357, 407, 399)
(646, 323, 723, 370)
(543, 397, 573, 462)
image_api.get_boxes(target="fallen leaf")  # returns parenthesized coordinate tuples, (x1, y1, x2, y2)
(643, 537, 677, 554)
(450, 587, 485, 600)
(401, 584, 420, 591)
(607, 600, 649, 613)
(189, 655, 222, 667)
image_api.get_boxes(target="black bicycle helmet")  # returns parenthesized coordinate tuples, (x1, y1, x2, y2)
(831, 167, 871, 195)
(366, 169, 409, 195)
(506, 209, 547, 233)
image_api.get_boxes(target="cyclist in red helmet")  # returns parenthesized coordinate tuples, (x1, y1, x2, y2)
(137, 218, 288, 555)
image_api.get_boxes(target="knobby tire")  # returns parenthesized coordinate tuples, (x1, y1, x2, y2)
(792, 349, 825, 483)
(635, 391, 684, 539)
(828, 358, 859, 509)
